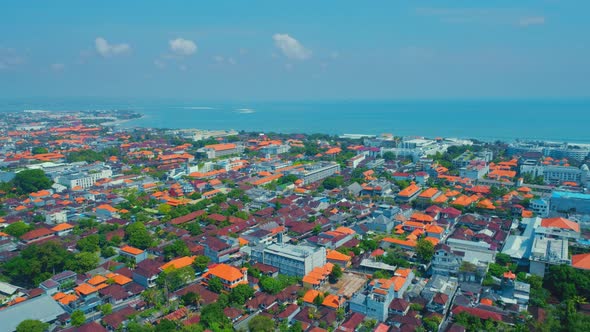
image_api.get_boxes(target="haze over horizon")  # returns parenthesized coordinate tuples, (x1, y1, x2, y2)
(1, 0, 588, 100)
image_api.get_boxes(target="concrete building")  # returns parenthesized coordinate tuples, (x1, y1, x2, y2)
(200, 143, 244, 159)
(459, 161, 489, 180)
(55, 164, 113, 189)
(0, 295, 66, 332)
(251, 243, 326, 277)
(289, 162, 341, 185)
(348, 154, 366, 169)
(530, 198, 549, 217)
(550, 191, 590, 214)
(529, 236, 570, 277)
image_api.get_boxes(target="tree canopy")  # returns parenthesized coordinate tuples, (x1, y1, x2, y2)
(3, 241, 95, 287)
(11, 169, 53, 195)
(125, 222, 153, 249)
(416, 238, 435, 262)
(16, 319, 49, 332)
(248, 315, 274, 332)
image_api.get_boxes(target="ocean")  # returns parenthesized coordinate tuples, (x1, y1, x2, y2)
(1, 98, 589, 143)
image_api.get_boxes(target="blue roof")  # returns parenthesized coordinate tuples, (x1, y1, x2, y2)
(552, 191, 590, 200)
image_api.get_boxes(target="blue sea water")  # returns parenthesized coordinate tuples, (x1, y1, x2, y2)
(1, 98, 589, 143)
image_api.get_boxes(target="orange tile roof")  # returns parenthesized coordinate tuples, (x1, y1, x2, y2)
(398, 183, 421, 197)
(75, 283, 98, 296)
(418, 187, 439, 199)
(302, 289, 321, 303)
(58, 294, 78, 305)
(120, 245, 144, 256)
(326, 250, 352, 262)
(426, 224, 444, 234)
(161, 256, 196, 270)
(322, 294, 341, 308)
(480, 298, 493, 306)
(52, 292, 67, 300)
(51, 223, 74, 232)
(334, 226, 355, 235)
(424, 237, 440, 246)
(541, 217, 580, 232)
(110, 274, 132, 285)
(205, 263, 245, 282)
(391, 276, 407, 291)
(87, 275, 108, 286)
(382, 237, 417, 248)
(477, 199, 496, 210)
(411, 212, 434, 223)
(452, 195, 475, 207)
(433, 195, 448, 204)
(395, 268, 412, 278)
(96, 204, 118, 213)
(572, 253, 590, 270)
(204, 143, 237, 151)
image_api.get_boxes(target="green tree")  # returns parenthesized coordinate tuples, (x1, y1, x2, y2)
(125, 222, 153, 249)
(329, 264, 343, 284)
(77, 234, 100, 252)
(322, 176, 344, 190)
(31, 147, 49, 155)
(200, 303, 231, 329)
(416, 238, 435, 262)
(100, 303, 112, 315)
(157, 319, 177, 332)
(163, 240, 190, 261)
(260, 276, 283, 294)
(71, 252, 99, 273)
(4, 221, 32, 238)
(16, 319, 49, 332)
(157, 266, 194, 292)
(207, 276, 223, 293)
(12, 169, 53, 194)
(248, 315, 274, 332)
(192, 255, 210, 273)
(70, 310, 85, 327)
(3, 241, 75, 287)
(495, 253, 512, 266)
(101, 246, 117, 258)
(230, 284, 255, 305)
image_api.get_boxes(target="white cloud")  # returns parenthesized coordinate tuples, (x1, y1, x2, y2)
(213, 55, 225, 63)
(154, 59, 166, 69)
(330, 51, 340, 59)
(169, 38, 197, 56)
(228, 57, 237, 65)
(95, 37, 131, 57)
(51, 63, 65, 71)
(272, 33, 311, 60)
(519, 16, 545, 27)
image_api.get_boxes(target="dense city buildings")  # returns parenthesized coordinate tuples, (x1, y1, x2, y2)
(0, 109, 588, 332)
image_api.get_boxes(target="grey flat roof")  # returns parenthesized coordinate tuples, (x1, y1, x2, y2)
(0, 294, 66, 332)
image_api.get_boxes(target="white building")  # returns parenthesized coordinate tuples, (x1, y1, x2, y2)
(251, 243, 326, 277)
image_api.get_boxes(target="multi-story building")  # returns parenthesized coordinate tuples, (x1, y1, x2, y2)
(550, 191, 590, 214)
(55, 163, 113, 189)
(348, 154, 366, 169)
(529, 236, 570, 277)
(251, 243, 326, 277)
(530, 198, 549, 217)
(289, 162, 340, 185)
(459, 160, 489, 180)
(200, 143, 244, 159)
(349, 269, 414, 322)
(260, 144, 290, 156)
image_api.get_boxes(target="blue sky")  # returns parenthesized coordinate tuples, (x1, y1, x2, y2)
(0, 0, 588, 100)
